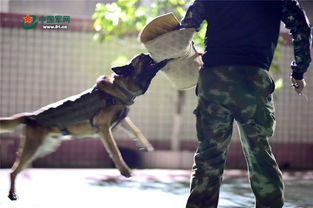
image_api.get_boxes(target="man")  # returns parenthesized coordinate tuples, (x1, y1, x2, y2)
(180, 0, 311, 207)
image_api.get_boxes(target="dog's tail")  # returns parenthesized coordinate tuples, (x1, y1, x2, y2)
(0, 113, 29, 133)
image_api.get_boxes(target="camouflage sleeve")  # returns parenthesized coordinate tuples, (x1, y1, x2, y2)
(180, 0, 206, 31)
(281, 0, 312, 80)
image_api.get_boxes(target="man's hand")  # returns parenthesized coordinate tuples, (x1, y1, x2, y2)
(290, 76, 306, 94)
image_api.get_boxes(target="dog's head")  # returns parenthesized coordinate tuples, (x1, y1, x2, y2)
(112, 53, 169, 97)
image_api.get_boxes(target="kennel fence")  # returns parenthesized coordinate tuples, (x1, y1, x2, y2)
(0, 12, 312, 169)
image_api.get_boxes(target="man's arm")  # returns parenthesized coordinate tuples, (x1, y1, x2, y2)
(281, 0, 312, 81)
(180, 0, 206, 31)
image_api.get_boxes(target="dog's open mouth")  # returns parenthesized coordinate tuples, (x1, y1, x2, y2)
(142, 54, 170, 73)
(141, 54, 155, 67)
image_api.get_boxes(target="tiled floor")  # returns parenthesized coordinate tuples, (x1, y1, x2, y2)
(0, 169, 312, 208)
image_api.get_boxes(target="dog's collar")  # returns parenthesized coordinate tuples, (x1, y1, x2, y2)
(114, 83, 142, 105)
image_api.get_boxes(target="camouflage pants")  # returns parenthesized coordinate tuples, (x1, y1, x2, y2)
(186, 66, 284, 208)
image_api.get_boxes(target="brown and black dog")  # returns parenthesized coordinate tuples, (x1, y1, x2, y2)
(0, 53, 169, 200)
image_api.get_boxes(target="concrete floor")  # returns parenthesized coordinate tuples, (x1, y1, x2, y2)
(0, 169, 312, 208)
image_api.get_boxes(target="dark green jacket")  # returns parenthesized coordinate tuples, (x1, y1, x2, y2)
(181, 0, 312, 79)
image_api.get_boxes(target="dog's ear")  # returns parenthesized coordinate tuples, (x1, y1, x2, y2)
(112, 64, 134, 75)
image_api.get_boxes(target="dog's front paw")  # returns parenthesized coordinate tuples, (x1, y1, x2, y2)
(8, 191, 18, 201)
(135, 135, 154, 152)
(139, 144, 154, 152)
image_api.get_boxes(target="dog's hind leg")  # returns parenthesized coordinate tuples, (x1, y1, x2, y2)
(8, 125, 48, 200)
(120, 117, 154, 152)
(97, 124, 132, 178)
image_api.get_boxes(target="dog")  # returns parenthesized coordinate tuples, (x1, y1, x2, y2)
(0, 53, 169, 200)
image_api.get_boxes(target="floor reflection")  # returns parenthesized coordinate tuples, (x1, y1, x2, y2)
(0, 169, 312, 208)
